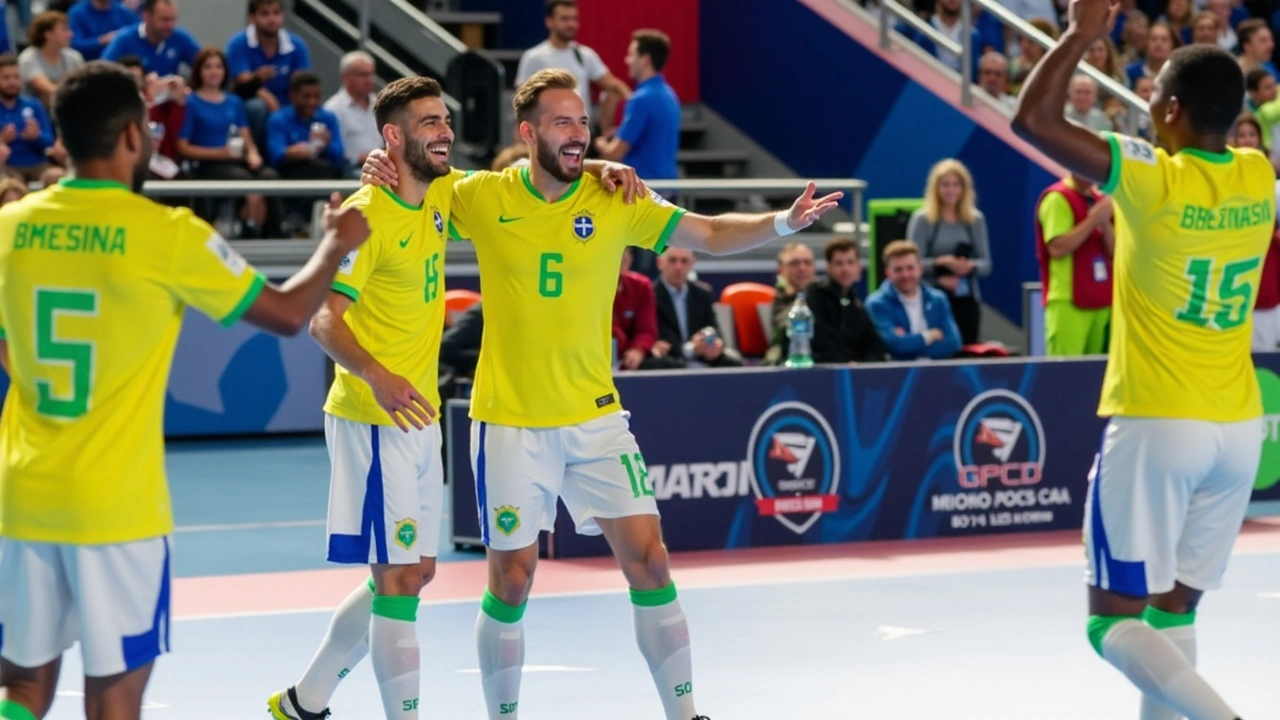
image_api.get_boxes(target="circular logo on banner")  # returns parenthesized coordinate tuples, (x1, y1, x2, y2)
(953, 389, 1046, 489)
(746, 401, 841, 535)
(1255, 368, 1280, 491)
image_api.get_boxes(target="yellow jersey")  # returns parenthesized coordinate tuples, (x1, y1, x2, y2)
(323, 176, 459, 425)
(1098, 133, 1275, 422)
(0, 178, 266, 544)
(449, 166, 685, 427)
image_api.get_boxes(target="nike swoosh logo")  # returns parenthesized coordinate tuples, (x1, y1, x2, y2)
(498, 215, 524, 224)
(399, 235, 411, 248)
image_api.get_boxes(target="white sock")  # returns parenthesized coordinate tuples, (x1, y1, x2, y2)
(370, 595, 421, 719)
(476, 590, 525, 719)
(1098, 618, 1235, 720)
(294, 579, 374, 713)
(1139, 608, 1198, 720)
(631, 583, 697, 720)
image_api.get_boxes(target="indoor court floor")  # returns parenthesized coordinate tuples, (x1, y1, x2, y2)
(34, 437, 1280, 719)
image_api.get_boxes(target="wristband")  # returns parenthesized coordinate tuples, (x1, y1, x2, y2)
(774, 211, 796, 237)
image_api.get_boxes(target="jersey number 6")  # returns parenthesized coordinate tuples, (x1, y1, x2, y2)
(539, 252, 563, 298)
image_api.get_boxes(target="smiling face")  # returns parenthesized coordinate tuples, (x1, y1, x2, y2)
(398, 95, 453, 182)
(524, 87, 588, 183)
(1233, 120, 1262, 148)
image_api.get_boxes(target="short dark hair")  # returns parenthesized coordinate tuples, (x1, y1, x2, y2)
(374, 76, 443, 131)
(290, 71, 321, 94)
(55, 61, 147, 163)
(1239, 18, 1269, 46)
(0, 54, 18, 72)
(545, 0, 574, 17)
(141, 0, 172, 13)
(1247, 67, 1273, 92)
(824, 237, 858, 264)
(631, 29, 671, 73)
(248, 0, 282, 13)
(512, 68, 577, 123)
(190, 47, 228, 91)
(1163, 44, 1248, 136)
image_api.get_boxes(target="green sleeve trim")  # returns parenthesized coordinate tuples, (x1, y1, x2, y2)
(630, 582, 678, 607)
(1142, 606, 1196, 629)
(1100, 133, 1122, 197)
(651, 208, 687, 256)
(0, 698, 39, 720)
(371, 594, 420, 622)
(447, 218, 464, 242)
(219, 272, 266, 328)
(481, 589, 526, 624)
(0, 326, 6, 341)
(331, 281, 360, 302)
(1086, 614, 1139, 657)
(367, 577, 376, 593)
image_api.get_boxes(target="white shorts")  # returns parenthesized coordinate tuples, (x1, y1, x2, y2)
(470, 411, 660, 551)
(1254, 306, 1280, 351)
(0, 536, 171, 677)
(325, 414, 444, 565)
(1084, 416, 1263, 597)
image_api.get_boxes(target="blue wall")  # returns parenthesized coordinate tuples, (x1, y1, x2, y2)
(456, 0, 545, 51)
(699, 0, 1053, 324)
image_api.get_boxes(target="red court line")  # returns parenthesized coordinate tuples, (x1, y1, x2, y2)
(174, 519, 1280, 620)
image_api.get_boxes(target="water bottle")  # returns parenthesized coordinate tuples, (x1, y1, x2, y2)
(700, 326, 718, 347)
(309, 121, 327, 155)
(785, 293, 814, 369)
(226, 124, 244, 159)
(148, 121, 164, 145)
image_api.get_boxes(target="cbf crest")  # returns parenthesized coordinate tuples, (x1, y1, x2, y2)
(572, 210, 595, 243)
(431, 206, 445, 236)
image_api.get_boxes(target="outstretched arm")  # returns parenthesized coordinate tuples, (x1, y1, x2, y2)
(1011, 0, 1118, 184)
(668, 182, 843, 256)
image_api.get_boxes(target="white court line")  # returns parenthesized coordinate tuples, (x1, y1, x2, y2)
(174, 544, 1280, 624)
(175, 515, 451, 533)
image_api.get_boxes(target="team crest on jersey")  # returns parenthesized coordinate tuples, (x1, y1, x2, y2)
(648, 188, 674, 207)
(572, 211, 595, 243)
(432, 208, 444, 236)
(494, 505, 521, 536)
(205, 233, 247, 276)
(1120, 137, 1156, 165)
(394, 518, 418, 550)
(745, 401, 841, 535)
(338, 250, 358, 275)
(953, 389, 1046, 489)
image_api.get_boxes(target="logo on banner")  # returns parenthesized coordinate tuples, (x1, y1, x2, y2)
(746, 401, 840, 535)
(1255, 368, 1280, 491)
(954, 389, 1046, 488)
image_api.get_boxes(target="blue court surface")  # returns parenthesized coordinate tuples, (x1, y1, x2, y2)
(34, 438, 1280, 719)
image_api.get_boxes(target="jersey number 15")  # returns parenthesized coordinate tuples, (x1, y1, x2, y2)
(1174, 257, 1260, 331)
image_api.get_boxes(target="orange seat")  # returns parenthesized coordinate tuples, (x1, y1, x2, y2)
(720, 282, 776, 357)
(444, 289, 481, 316)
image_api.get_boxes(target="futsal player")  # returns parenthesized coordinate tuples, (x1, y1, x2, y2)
(365, 68, 840, 720)
(1013, 1, 1273, 718)
(0, 61, 371, 720)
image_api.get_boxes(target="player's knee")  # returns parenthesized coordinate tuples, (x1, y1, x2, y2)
(631, 537, 671, 590)
(373, 564, 424, 597)
(491, 561, 535, 606)
(418, 558, 437, 587)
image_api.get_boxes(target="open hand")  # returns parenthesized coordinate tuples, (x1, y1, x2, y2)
(1068, 0, 1120, 41)
(785, 182, 844, 232)
(323, 192, 371, 253)
(361, 148, 396, 187)
(597, 160, 646, 204)
(366, 365, 436, 432)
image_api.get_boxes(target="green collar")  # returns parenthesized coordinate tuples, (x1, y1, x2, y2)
(59, 177, 129, 191)
(379, 185, 423, 211)
(520, 165, 580, 204)
(1177, 147, 1233, 164)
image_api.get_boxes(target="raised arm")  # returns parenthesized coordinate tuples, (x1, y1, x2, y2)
(668, 182, 843, 256)
(1010, 0, 1118, 184)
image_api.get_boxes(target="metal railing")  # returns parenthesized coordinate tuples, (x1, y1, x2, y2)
(870, 0, 1148, 133)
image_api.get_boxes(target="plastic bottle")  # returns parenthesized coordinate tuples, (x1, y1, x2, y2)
(785, 293, 814, 369)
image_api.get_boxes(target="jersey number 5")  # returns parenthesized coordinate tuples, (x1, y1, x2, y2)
(1174, 257, 1260, 331)
(35, 288, 98, 419)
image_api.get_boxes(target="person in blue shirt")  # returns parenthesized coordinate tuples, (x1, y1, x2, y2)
(226, 0, 311, 154)
(0, 54, 60, 186)
(266, 71, 344, 175)
(865, 239, 962, 361)
(594, 29, 679, 181)
(177, 47, 279, 239)
(101, 0, 199, 78)
(68, 0, 138, 61)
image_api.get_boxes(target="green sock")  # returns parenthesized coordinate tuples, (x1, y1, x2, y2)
(0, 699, 38, 720)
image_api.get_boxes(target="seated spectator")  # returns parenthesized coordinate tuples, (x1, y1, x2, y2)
(1083, 36, 1127, 122)
(1065, 75, 1113, 131)
(177, 47, 277, 239)
(1190, 11, 1221, 45)
(866, 240, 962, 361)
(613, 248, 677, 370)
(903, 0, 984, 78)
(764, 241, 816, 365)
(1159, 0, 1194, 44)
(1239, 18, 1279, 80)
(1035, 173, 1114, 356)
(907, 158, 990, 344)
(976, 51, 1015, 109)
(20, 11, 84, 111)
(1247, 68, 1276, 115)
(0, 176, 26, 206)
(0, 55, 59, 186)
(1206, 0, 1241, 51)
(117, 53, 186, 176)
(324, 51, 380, 172)
(68, 0, 138, 61)
(267, 71, 344, 178)
(227, 0, 311, 151)
(1129, 75, 1156, 141)
(650, 247, 743, 369)
(1010, 18, 1059, 94)
(1125, 21, 1177, 87)
(806, 237, 886, 364)
(102, 0, 199, 78)
(1117, 11, 1149, 65)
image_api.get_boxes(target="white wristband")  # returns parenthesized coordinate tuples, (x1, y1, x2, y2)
(774, 211, 796, 237)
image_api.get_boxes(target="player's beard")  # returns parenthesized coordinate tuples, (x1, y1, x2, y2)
(404, 134, 450, 184)
(535, 135, 584, 184)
